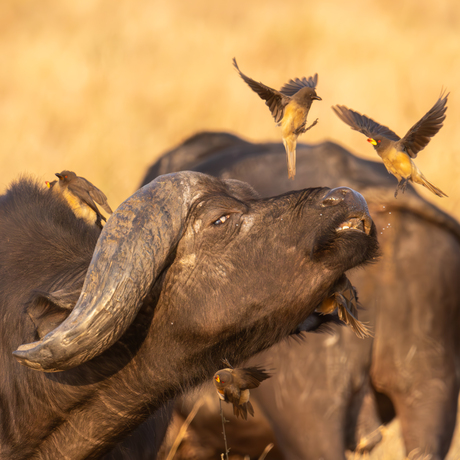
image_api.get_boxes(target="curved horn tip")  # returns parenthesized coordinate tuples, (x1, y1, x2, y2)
(13, 342, 63, 373)
(13, 171, 205, 373)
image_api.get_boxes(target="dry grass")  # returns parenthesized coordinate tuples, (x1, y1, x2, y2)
(1, 1, 459, 457)
(1, 1, 460, 215)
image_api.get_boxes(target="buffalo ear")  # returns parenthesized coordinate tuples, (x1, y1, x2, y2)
(31, 289, 82, 310)
(26, 289, 81, 339)
(223, 179, 261, 200)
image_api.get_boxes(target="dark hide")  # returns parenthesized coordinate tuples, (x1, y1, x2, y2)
(142, 132, 460, 460)
(0, 174, 377, 459)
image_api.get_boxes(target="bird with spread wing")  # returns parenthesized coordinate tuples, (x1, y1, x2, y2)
(332, 92, 448, 198)
(233, 58, 321, 180)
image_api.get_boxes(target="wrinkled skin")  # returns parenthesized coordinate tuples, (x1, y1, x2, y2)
(0, 173, 377, 459)
(142, 132, 460, 460)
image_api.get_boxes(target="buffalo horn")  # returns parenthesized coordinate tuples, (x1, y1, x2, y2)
(13, 172, 201, 372)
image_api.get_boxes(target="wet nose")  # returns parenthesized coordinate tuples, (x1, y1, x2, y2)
(321, 187, 369, 212)
(321, 187, 373, 234)
(322, 187, 354, 206)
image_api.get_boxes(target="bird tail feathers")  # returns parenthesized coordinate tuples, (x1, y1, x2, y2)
(413, 172, 447, 198)
(233, 403, 248, 420)
(282, 137, 297, 180)
(246, 400, 255, 417)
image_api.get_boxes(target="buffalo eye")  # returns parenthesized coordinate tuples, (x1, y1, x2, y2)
(213, 214, 230, 226)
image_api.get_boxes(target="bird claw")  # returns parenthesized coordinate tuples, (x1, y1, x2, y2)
(294, 122, 306, 135)
(395, 179, 409, 198)
(294, 118, 319, 135)
(306, 118, 319, 131)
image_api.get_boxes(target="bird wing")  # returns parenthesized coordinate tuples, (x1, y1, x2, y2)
(400, 92, 448, 158)
(223, 384, 240, 404)
(332, 105, 401, 141)
(233, 58, 288, 123)
(79, 177, 113, 214)
(234, 367, 271, 389)
(279, 74, 318, 96)
(67, 181, 102, 217)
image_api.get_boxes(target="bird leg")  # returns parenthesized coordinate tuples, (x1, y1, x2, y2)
(294, 118, 319, 135)
(400, 178, 409, 193)
(394, 178, 409, 198)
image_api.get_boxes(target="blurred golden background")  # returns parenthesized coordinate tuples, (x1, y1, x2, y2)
(1, 0, 459, 216)
(1, 0, 459, 458)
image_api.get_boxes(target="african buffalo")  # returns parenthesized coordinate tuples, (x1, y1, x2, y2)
(0, 171, 377, 459)
(142, 132, 460, 460)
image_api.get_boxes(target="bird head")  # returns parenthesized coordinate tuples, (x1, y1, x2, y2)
(213, 370, 232, 388)
(45, 180, 56, 189)
(367, 136, 389, 151)
(55, 170, 77, 183)
(311, 90, 322, 102)
(297, 87, 322, 106)
(308, 88, 322, 102)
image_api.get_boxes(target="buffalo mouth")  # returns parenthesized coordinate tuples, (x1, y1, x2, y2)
(336, 216, 371, 235)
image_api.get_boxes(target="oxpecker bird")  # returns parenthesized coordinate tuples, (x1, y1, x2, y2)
(332, 92, 448, 198)
(233, 58, 321, 180)
(317, 274, 372, 339)
(52, 170, 113, 228)
(213, 359, 271, 420)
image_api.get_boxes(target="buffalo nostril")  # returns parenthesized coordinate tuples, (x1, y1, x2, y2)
(321, 187, 351, 207)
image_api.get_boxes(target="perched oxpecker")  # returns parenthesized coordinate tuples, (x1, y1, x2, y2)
(332, 92, 449, 198)
(52, 170, 113, 228)
(233, 58, 321, 180)
(213, 359, 271, 420)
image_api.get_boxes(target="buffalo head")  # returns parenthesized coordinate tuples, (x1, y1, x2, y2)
(13, 171, 377, 373)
